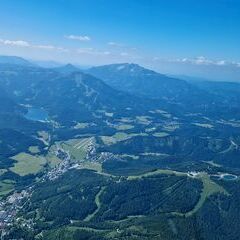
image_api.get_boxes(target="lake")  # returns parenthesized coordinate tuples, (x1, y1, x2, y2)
(222, 174, 238, 181)
(25, 108, 49, 122)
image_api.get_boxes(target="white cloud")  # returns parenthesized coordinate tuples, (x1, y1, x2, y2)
(175, 56, 224, 66)
(0, 39, 30, 47)
(152, 56, 240, 70)
(169, 56, 240, 69)
(0, 37, 68, 53)
(216, 60, 227, 66)
(65, 35, 91, 41)
(36, 45, 56, 50)
(195, 56, 213, 65)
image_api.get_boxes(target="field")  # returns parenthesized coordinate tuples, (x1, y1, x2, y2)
(114, 124, 134, 131)
(57, 137, 94, 162)
(77, 161, 102, 172)
(136, 116, 152, 125)
(101, 132, 148, 145)
(73, 122, 90, 129)
(28, 146, 40, 154)
(184, 173, 228, 217)
(46, 145, 62, 168)
(10, 153, 46, 176)
(152, 132, 170, 138)
(0, 180, 15, 197)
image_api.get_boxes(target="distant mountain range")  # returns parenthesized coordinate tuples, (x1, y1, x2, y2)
(0, 60, 159, 126)
(0, 56, 240, 119)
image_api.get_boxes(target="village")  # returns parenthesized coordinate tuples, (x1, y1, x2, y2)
(0, 138, 102, 237)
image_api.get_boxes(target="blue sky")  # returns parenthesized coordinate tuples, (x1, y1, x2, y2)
(0, 0, 239, 80)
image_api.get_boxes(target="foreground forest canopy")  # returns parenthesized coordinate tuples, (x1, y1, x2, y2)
(0, 57, 240, 240)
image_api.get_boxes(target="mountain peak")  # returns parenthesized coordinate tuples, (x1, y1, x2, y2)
(53, 63, 80, 74)
(90, 63, 157, 77)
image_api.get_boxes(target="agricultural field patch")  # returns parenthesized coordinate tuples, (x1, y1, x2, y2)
(0, 180, 15, 197)
(113, 124, 134, 131)
(101, 132, 148, 145)
(28, 146, 40, 154)
(10, 153, 46, 176)
(152, 132, 170, 138)
(57, 138, 94, 162)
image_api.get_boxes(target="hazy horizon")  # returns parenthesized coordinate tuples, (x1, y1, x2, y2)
(0, 0, 239, 81)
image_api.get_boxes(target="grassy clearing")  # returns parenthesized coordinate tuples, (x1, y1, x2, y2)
(28, 146, 40, 154)
(97, 110, 114, 117)
(66, 226, 108, 233)
(37, 131, 50, 145)
(84, 186, 106, 221)
(10, 153, 46, 176)
(127, 169, 186, 180)
(152, 132, 169, 138)
(105, 112, 114, 117)
(43, 226, 108, 240)
(46, 137, 97, 168)
(46, 145, 62, 168)
(73, 122, 89, 129)
(113, 124, 134, 131)
(77, 162, 102, 172)
(136, 116, 152, 125)
(163, 123, 180, 132)
(184, 173, 228, 217)
(118, 117, 134, 123)
(38, 131, 49, 140)
(151, 109, 172, 118)
(58, 138, 93, 162)
(145, 127, 156, 133)
(101, 132, 148, 145)
(0, 180, 15, 197)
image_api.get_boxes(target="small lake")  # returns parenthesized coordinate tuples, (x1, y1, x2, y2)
(222, 174, 238, 181)
(25, 108, 49, 122)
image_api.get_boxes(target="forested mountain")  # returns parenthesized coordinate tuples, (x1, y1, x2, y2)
(87, 63, 214, 103)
